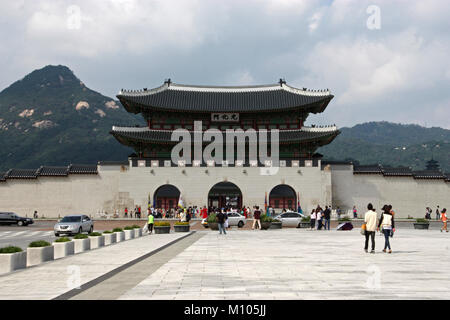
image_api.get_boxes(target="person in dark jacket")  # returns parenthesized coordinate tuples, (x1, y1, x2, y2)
(323, 206, 331, 230)
(377, 205, 395, 253)
(217, 211, 227, 235)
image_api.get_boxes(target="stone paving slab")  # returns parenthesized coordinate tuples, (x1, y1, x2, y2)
(119, 228, 450, 300)
(0, 232, 187, 300)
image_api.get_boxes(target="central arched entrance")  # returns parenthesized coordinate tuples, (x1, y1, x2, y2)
(153, 184, 180, 209)
(269, 184, 296, 211)
(208, 182, 242, 209)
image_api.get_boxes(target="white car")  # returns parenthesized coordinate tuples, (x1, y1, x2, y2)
(274, 211, 305, 227)
(201, 212, 247, 228)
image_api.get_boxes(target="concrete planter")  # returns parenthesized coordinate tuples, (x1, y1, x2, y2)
(53, 241, 75, 259)
(269, 222, 282, 229)
(124, 229, 135, 240)
(154, 226, 171, 234)
(414, 223, 430, 230)
(174, 225, 190, 232)
(298, 222, 311, 228)
(114, 231, 125, 242)
(133, 228, 142, 238)
(27, 246, 54, 267)
(208, 222, 219, 230)
(0, 252, 27, 274)
(89, 236, 105, 249)
(103, 233, 117, 246)
(261, 222, 271, 230)
(73, 238, 90, 254)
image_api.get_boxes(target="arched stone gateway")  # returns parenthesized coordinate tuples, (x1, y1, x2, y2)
(153, 184, 180, 209)
(269, 184, 296, 211)
(208, 182, 242, 209)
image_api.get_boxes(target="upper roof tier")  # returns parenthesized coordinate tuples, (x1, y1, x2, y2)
(117, 80, 333, 114)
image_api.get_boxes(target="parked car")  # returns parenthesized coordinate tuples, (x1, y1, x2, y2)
(0, 212, 34, 226)
(54, 214, 94, 236)
(274, 211, 305, 227)
(202, 211, 246, 228)
(226, 212, 246, 228)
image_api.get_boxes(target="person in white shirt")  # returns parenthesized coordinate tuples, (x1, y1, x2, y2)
(310, 209, 317, 230)
(364, 203, 378, 253)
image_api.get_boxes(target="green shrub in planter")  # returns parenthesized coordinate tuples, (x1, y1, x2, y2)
(338, 217, 351, 222)
(416, 218, 429, 224)
(112, 228, 123, 232)
(73, 234, 88, 239)
(302, 216, 311, 222)
(175, 221, 190, 226)
(54, 237, 71, 243)
(124, 226, 134, 230)
(29, 240, 51, 248)
(132, 225, 141, 229)
(155, 221, 170, 227)
(260, 214, 274, 223)
(89, 232, 102, 237)
(103, 230, 112, 234)
(207, 214, 217, 223)
(0, 246, 23, 254)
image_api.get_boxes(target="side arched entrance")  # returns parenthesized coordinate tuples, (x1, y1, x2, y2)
(269, 184, 296, 210)
(153, 184, 180, 209)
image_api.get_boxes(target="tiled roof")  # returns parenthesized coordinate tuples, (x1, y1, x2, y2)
(68, 164, 98, 174)
(382, 167, 413, 176)
(445, 173, 450, 182)
(110, 126, 340, 145)
(353, 165, 383, 174)
(412, 171, 446, 179)
(37, 166, 69, 176)
(117, 81, 333, 113)
(6, 169, 38, 179)
(98, 161, 129, 166)
(0, 172, 6, 182)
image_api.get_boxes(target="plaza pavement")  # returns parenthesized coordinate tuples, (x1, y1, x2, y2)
(0, 227, 449, 300)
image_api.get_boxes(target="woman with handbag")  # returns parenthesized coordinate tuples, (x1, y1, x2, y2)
(377, 205, 395, 253)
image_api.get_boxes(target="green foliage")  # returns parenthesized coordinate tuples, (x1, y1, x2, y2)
(260, 214, 274, 223)
(0, 246, 23, 254)
(131, 225, 141, 229)
(339, 217, 351, 222)
(29, 240, 51, 247)
(103, 230, 112, 234)
(301, 216, 311, 222)
(54, 237, 71, 243)
(112, 228, 123, 232)
(175, 221, 190, 226)
(124, 226, 134, 230)
(207, 213, 217, 223)
(0, 65, 144, 171)
(73, 234, 88, 239)
(154, 221, 170, 227)
(88, 232, 102, 236)
(318, 122, 450, 172)
(416, 218, 429, 224)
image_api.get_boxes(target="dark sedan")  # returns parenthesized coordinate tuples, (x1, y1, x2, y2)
(0, 212, 34, 226)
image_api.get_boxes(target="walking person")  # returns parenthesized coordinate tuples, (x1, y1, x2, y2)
(364, 203, 377, 253)
(378, 205, 395, 253)
(317, 206, 323, 230)
(436, 206, 440, 220)
(147, 212, 154, 234)
(252, 206, 261, 230)
(441, 208, 448, 233)
(124, 207, 128, 218)
(217, 210, 227, 235)
(353, 205, 358, 219)
(310, 209, 316, 230)
(324, 206, 331, 230)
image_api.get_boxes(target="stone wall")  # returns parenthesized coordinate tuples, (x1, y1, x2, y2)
(330, 164, 450, 218)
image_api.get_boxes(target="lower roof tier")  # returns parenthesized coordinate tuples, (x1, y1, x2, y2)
(110, 126, 340, 146)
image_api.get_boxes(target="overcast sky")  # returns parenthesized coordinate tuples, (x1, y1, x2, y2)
(1, 0, 449, 128)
